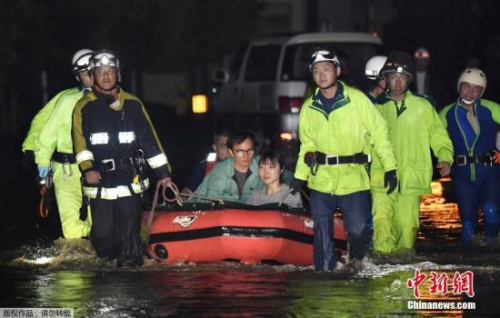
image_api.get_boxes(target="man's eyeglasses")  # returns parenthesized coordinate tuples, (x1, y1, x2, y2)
(233, 148, 255, 157)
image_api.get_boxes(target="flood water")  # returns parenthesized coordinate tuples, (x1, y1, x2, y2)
(1, 179, 500, 317)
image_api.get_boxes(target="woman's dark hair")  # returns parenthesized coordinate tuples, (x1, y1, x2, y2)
(227, 131, 257, 150)
(258, 150, 284, 170)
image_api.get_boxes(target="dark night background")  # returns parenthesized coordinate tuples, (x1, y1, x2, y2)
(1, 0, 500, 243)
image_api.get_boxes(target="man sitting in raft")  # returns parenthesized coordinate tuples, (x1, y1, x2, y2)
(190, 131, 292, 203)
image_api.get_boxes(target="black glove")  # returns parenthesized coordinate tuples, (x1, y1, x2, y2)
(290, 178, 305, 195)
(23, 150, 35, 171)
(384, 169, 398, 194)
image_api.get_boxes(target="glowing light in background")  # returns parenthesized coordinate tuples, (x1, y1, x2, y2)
(192, 94, 208, 114)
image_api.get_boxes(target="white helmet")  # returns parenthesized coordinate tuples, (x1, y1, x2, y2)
(72, 49, 94, 74)
(309, 50, 341, 71)
(457, 68, 487, 97)
(89, 50, 120, 71)
(365, 55, 387, 79)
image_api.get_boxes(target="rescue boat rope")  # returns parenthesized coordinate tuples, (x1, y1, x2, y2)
(145, 180, 196, 263)
(178, 192, 225, 204)
(145, 180, 227, 262)
(300, 189, 310, 202)
(144, 180, 167, 263)
(166, 183, 225, 205)
(161, 182, 183, 206)
(38, 186, 49, 218)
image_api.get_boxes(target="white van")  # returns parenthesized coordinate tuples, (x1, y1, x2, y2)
(213, 32, 382, 164)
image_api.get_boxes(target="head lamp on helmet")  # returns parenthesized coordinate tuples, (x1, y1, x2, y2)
(90, 50, 122, 93)
(381, 50, 414, 80)
(309, 50, 341, 71)
(414, 47, 430, 60)
(90, 51, 120, 71)
(72, 49, 94, 74)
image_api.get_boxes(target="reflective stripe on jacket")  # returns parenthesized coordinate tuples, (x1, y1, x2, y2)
(72, 89, 170, 189)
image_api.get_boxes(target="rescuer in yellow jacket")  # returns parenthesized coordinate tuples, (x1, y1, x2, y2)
(291, 49, 398, 272)
(22, 89, 75, 169)
(35, 49, 95, 239)
(371, 50, 454, 256)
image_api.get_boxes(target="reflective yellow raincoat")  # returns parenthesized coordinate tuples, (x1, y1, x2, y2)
(371, 90, 454, 253)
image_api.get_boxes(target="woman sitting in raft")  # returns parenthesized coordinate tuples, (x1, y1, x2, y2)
(247, 151, 303, 208)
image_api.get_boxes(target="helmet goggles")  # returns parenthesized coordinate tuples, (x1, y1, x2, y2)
(72, 49, 94, 74)
(90, 52, 120, 71)
(309, 50, 341, 71)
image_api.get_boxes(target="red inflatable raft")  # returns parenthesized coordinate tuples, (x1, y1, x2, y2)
(141, 202, 347, 265)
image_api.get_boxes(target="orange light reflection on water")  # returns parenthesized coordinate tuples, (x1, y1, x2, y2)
(419, 178, 461, 240)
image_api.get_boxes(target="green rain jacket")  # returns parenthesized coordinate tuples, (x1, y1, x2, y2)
(371, 90, 454, 196)
(294, 82, 397, 195)
(191, 157, 264, 203)
(36, 88, 87, 166)
(22, 88, 79, 153)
